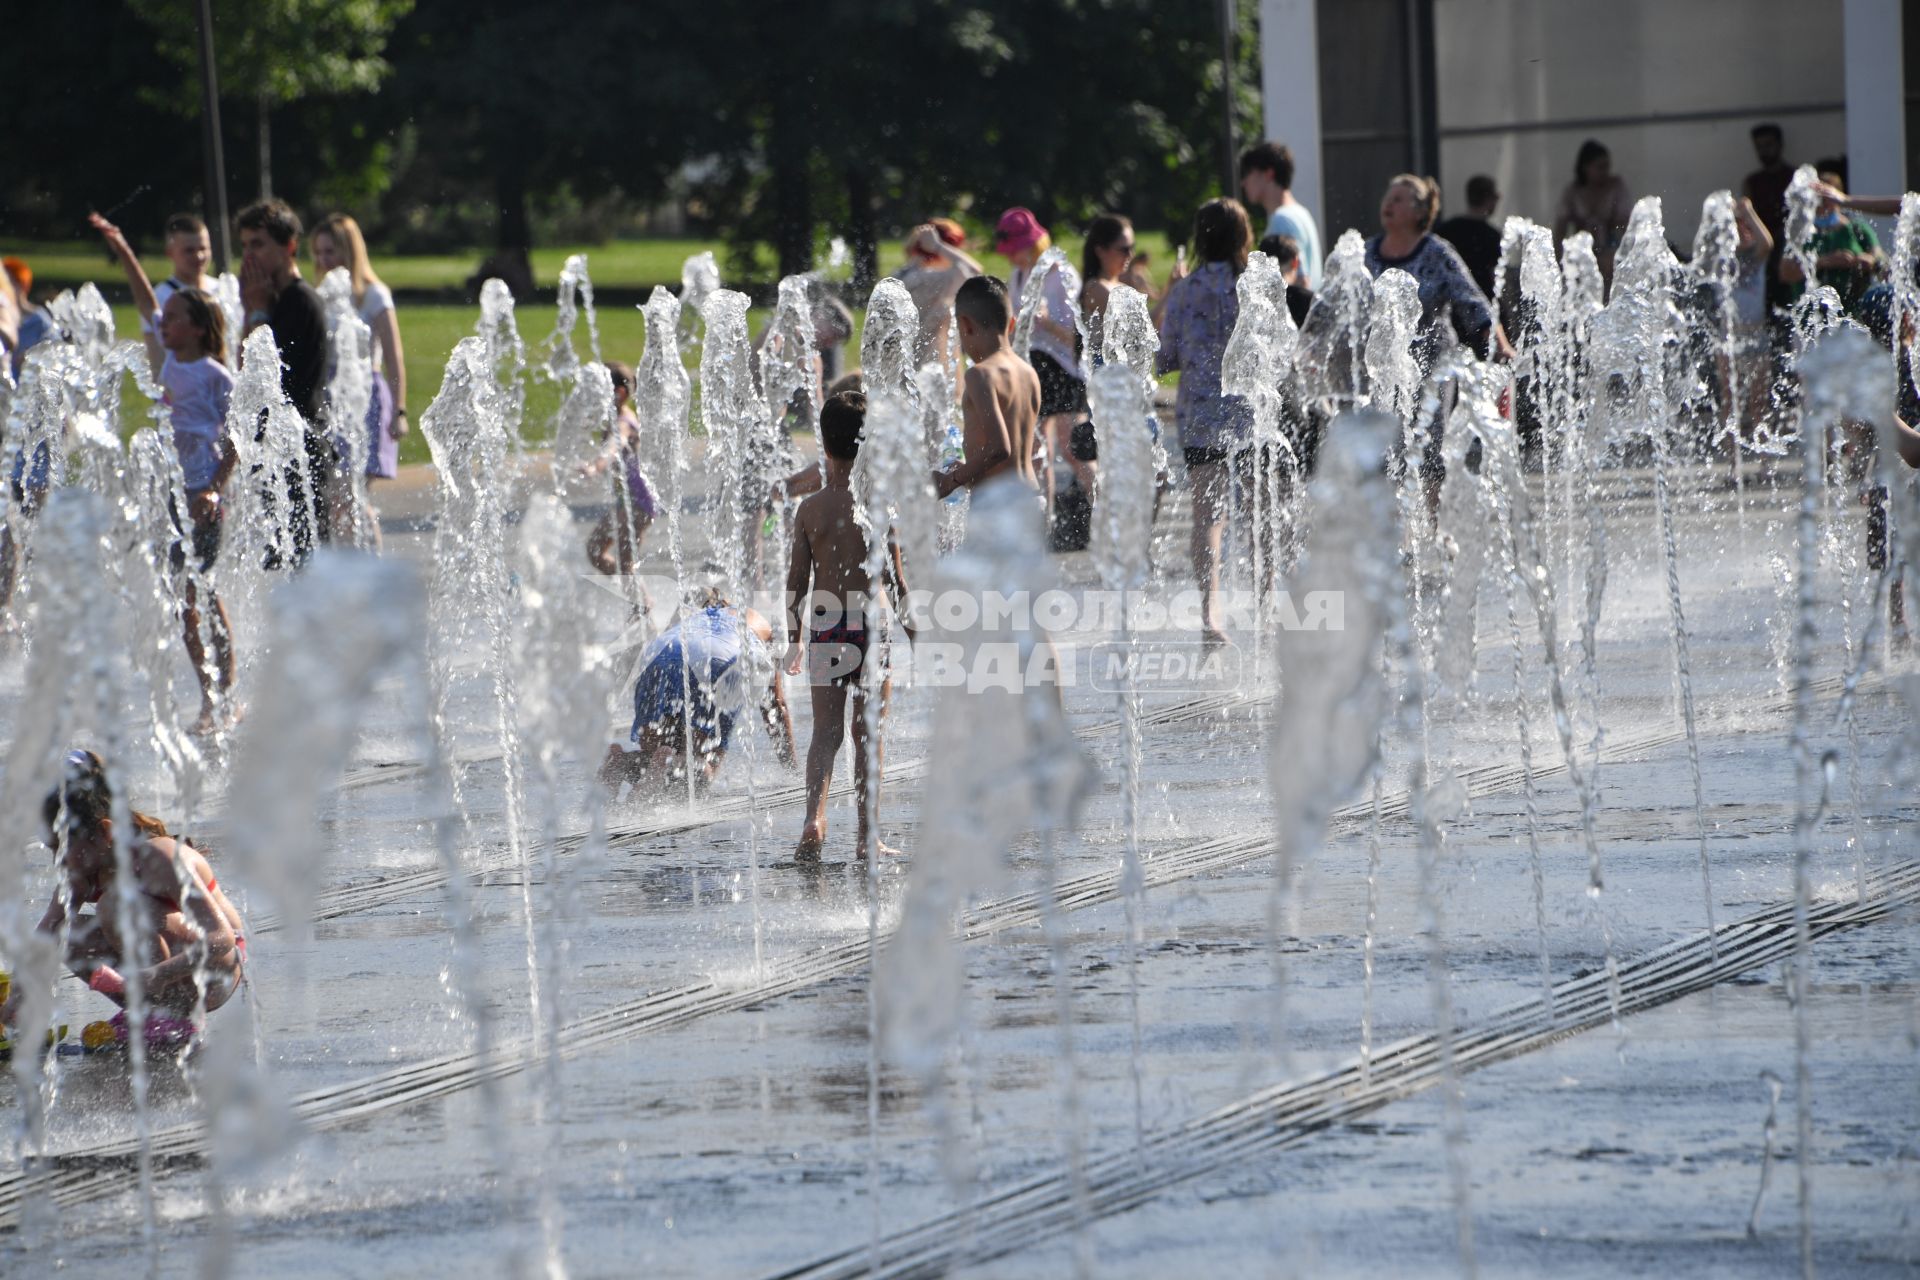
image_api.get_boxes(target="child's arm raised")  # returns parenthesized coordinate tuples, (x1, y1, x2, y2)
(1734, 196, 1773, 260)
(90, 213, 163, 375)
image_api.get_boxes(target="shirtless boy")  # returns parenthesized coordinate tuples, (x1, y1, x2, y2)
(785, 390, 912, 861)
(932, 275, 1042, 498)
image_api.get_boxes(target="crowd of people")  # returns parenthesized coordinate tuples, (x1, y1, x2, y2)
(3, 126, 1919, 1045)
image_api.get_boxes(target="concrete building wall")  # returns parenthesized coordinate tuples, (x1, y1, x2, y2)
(1430, 0, 1847, 247)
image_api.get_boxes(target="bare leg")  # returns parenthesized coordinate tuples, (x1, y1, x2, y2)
(64, 917, 126, 972)
(617, 518, 653, 613)
(796, 682, 848, 861)
(1047, 416, 1096, 491)
(587, 516, 618, 576)
(0, 522, 17, 613)
(617, 518, 649, 577)
(1422, 466, 1444, 525)
(850, 675, 897, 859)
(1039, 411, 1078, 516)
(326, 467, 359, 546)
(182, 581, 236, 732)
(1188, 459, 1229, 643)
(1233, 449, 1282, 601)
(361, 476, 385, 553)
(601, 721, 677, 795)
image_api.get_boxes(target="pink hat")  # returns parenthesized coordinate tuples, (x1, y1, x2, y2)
(994, 207, 1046, 255)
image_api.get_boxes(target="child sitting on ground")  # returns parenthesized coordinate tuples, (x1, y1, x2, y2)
(784, 390, 912, 861)
(933, 275, 1042, 498)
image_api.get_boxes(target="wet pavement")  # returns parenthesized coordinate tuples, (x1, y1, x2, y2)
(1, 449, 1915, 1277)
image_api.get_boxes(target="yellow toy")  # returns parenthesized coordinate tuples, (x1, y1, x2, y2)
(0, 970, 74, 1057)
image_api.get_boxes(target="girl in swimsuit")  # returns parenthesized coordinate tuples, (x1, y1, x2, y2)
(0, 751, 246, 1044)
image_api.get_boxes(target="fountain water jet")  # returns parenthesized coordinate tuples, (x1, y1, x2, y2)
(882, 478, 1096, 1266)
(1087, 362, 1158, 1150)
(1600, 197, 1718, 951)
(1268, 410, 1396, 1087)
(419, 336, 539, 1049)
(476, 279, 530, 453)
(319, 267, 377, 550)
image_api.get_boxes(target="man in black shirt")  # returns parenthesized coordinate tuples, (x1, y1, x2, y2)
(237, 199, 333, 565)
(1434, 175, 1503, 301)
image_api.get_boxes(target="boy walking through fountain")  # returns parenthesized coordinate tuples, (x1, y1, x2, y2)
(932, 275, 1042, 498)
(786, 390, 912, 861)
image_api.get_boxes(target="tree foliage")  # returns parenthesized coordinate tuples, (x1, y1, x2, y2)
(130, 0, 414, 109)
(1, 0, 1265, 277)
(675, 0, 1264, 276)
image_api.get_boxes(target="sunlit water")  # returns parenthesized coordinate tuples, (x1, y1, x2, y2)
(0, 180, 1916, 1277)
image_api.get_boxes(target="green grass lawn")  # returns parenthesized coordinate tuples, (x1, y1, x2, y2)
(106, 300, 783, 467)
(10, 229, 1175, 297)
(7, 237, 754, 296)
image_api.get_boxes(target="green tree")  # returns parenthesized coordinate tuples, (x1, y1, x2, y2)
(383, 0, 700, 289)
(684, 0, 1263, 283)
(131, 0, 413, 200)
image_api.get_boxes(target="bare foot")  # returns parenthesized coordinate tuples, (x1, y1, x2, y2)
(795, 822, 827, 864)
(1200, 628, 1230, 649)
(599, 743, 641, 791)
(190, 707, 218, 737)
(856, 838, 905, 861)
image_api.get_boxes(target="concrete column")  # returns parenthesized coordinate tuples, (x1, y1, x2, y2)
(1843, 0, 1905, 197)
(1259, 0, 1324, 222)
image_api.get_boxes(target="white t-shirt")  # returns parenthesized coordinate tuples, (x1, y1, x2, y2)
(357, 281, 395, 373)
(1265, 202, 1322, 291)
(1011, 260, 1084, 379)
(162, 352, 234, 491)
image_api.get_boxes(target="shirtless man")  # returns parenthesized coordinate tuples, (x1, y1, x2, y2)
(933, 275, 1042, 498)
(783, 391, 912, 861)
(1, 751, 245, 1047)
